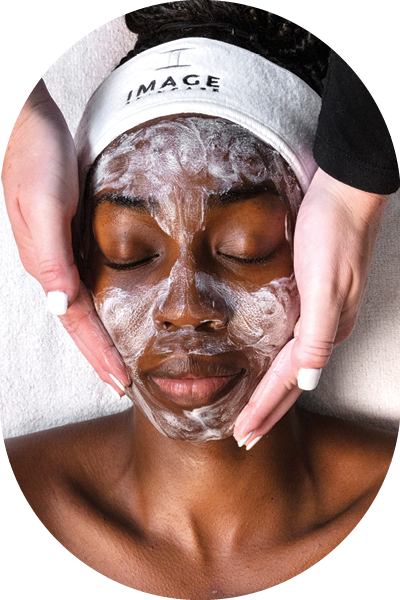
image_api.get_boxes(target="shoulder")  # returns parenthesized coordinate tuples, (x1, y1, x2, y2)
(5, 410, 132, 520)
(300, 407, 397, 505)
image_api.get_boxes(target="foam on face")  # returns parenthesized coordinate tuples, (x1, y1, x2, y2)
(89, 116, 301, 441)
(95, 274, 298, 441)
(92, 117, 302, 238)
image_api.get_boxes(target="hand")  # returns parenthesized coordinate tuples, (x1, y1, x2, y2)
(1, 80, 130, 395)
(234, 167, 389, 449)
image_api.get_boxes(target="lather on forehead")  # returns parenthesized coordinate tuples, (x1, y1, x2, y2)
(91, 116, 302, 219)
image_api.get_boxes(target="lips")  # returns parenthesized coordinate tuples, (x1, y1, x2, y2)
(152, 374, 240, 407)
(143, 354, 245, 409)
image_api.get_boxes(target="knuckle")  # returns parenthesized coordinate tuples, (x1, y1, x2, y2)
(38, 259, 66, 284)
(270, 363, 297, 390)
(59, 307, 89, 337)
(101, 344, 118, 362)
(60, 302, 110, 350)
(336, 320, 356, 343)
(301, 341, 335, 367)
(59, 314, 84, 337)
(275, 371, 297, 390)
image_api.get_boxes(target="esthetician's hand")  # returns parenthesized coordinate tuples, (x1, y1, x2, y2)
(2, 79, 129, 395)
(234, 168, 389, 449)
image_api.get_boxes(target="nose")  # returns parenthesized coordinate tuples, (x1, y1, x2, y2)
(153, 252, 229, 332)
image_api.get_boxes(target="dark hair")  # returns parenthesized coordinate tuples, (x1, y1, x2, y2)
(121, 0, 330, 95)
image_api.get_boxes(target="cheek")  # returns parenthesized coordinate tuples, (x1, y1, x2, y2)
(93, 285, 161, 366)
(94, 274, 299, 381)
(196, 272, 299, 357)
(230, 277, 299, 354)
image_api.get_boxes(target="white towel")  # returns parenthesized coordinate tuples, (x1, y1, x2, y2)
(75, 37, 321, 193)
(0, 9, 399, 600)
(1, 15, 399, 440)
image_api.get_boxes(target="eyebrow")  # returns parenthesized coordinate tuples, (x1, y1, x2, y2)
(207, 183, 281, 207)
(94, 183, 280, 213)
(94, 192, 157, 213)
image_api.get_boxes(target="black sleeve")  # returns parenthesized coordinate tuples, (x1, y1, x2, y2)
(313, 52, 399, 194)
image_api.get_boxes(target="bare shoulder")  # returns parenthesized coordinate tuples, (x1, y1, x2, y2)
(299, 406, 397, 502)
(5, 409, 133, 519)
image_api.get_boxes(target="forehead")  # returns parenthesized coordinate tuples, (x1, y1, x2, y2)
(91, 116, 279, 195)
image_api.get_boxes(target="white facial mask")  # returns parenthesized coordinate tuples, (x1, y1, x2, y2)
(92, 116, 302, 226)
(89, 116, 301, 441)
(95, 274, 299, 441)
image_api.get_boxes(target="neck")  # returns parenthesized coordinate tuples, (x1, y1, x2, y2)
(118, 406, 314, 550)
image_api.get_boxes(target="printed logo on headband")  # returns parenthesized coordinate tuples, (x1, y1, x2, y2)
(126, 47, 220, 104)
(75, 38, 321, 195)
(126, 74, 220, 104)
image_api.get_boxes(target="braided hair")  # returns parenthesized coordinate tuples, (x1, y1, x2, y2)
(120, 0, 330, 95)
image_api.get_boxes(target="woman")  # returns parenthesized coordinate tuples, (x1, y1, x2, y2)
(5, 4, 396, 595)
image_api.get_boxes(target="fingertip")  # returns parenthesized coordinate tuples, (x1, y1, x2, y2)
(234, 405, 254, 442)
(246, 435, 263, 451)
(237, 431, 254, 448)
(102, 348, 131, 387)
(47, 291, 69, 315)
(42, 262, 81, 313)
(105, 383, 122, 401)
(297, 367, 322, 391)
(109, 373, 127, 393)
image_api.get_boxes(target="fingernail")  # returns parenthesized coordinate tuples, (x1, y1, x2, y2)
(109, 373, 126, 393)
(238, 431, 254, 448)
(297, 368, 322, 391)
(102, 347, 131, 384)
(47, 291, 69, 315)
(105, 383, 121, 400)
(246, 435, 262, 451)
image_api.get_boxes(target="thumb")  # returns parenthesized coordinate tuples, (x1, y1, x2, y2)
(32, 200, 80, 315)
(291, 292, 341, 390)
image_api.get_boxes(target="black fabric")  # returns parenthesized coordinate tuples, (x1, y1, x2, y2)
(124, 2, 399, 194)
(314, 52, 399, 194)
(124, 4, 331, 95)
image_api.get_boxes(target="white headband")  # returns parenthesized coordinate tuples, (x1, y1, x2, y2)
(75, 37, 321, 192)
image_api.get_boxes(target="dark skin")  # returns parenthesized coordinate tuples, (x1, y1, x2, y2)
(6, 116, 396, 598)
(91, 189, 293, 415)
(86, 115, 298, 424)
(7, 408, 395, 597)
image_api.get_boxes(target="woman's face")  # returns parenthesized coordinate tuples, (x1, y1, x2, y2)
(85, 116, 300, 441)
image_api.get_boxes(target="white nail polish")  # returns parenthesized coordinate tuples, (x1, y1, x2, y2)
(238, 431, 254, 448)
(109, 373, 126, 392)
(297, 368, 322, 391)
(105, 383, 121, 400)
(246, 435, 263, 451)
(47, 291, 69, 315)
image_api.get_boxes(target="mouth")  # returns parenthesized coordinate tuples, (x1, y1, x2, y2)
(144, 354, 246, 409)
(151, 374, 242, 407)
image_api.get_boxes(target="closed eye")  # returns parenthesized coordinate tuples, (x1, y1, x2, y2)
(217, 251, 276, 265)
(104, 254, 159, 270)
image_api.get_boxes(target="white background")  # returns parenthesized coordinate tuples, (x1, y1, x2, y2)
(0, 1, 399, 598)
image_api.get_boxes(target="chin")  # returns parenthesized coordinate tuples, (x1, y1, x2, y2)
(124, 372, 261, 442)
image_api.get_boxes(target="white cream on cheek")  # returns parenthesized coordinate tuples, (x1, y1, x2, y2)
(95, 274, 299, 441)
(91, 117, 301, 441)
